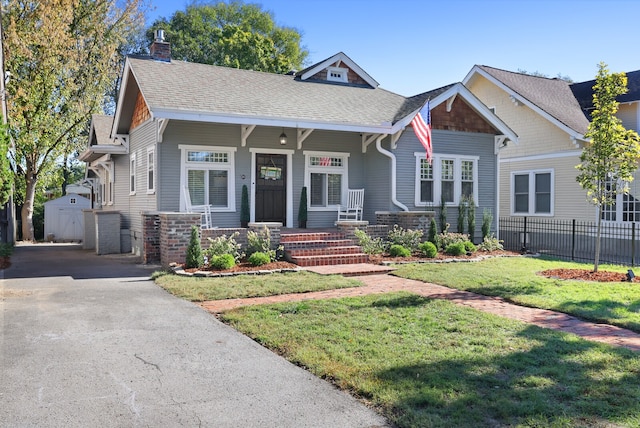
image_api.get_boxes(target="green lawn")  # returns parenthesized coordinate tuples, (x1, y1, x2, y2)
(153, 270, 362, 301)
(221, 292, 640, 427)
(393, 256, 640, 333)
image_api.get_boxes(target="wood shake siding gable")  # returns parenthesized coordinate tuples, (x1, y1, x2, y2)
(131, 92, 151, 131)
(307, 62, 370, 86)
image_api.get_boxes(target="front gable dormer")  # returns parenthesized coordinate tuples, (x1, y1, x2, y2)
(296, 52, 379, 88)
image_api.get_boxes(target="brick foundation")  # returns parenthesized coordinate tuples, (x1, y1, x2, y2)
(159, 213, 201, 268)
(142, 212, 161, 264)
(375, 211, 435, 232)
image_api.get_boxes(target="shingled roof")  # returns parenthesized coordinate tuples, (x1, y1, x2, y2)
(570, 69, 640, 114)
(469, 65, 590, 136)
(124, 56, 409, 130)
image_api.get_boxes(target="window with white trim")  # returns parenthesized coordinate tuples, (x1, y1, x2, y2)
(180, 145, 236, 211)
(304, 151, 349, 209)
(511, 170, 553, 215)
(100, 165, 114, 206)
(601, 177, 640, 222)
(414, 153, 479, 206)
(129, 153, 136, 195)
(147, 147, 155, 194)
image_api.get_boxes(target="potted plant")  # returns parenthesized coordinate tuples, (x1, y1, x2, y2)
(240, 184, 249, 228)
(298, 186, 308, 228)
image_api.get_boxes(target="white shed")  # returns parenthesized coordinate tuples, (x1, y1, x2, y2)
(44, 193, 91, 242)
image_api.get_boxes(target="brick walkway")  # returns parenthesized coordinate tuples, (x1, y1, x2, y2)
(200, 272, 640, 353)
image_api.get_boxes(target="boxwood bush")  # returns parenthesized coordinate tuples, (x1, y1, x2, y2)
(419, 241, 438, 258)
(248, 251, 271, 266)
(389, 244, 411, 257)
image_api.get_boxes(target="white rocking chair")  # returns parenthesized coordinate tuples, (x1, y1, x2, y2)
(337, 188, 364, 222)
(183, 187, 213, 229)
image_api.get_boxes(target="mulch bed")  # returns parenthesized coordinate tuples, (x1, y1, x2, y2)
(540, 268, 638, 283)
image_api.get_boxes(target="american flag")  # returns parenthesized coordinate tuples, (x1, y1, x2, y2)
(411, 99, 433, 164)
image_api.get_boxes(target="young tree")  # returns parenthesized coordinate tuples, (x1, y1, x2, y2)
(148, 1, 308, 73)
(4, 0, 145, 241)
(576, 62, 640, 272)
(0, 120, 11, 206)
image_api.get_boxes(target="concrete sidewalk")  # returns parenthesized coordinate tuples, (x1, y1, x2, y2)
(0, 243, 387, 427)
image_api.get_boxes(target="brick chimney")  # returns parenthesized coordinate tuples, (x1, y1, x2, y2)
(150, 29, 170, 62)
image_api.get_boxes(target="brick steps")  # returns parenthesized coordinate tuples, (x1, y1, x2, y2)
(281, 232, 369, 267)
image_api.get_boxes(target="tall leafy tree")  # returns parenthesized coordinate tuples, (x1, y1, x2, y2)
(0, 120, 11, 206)
(3, 0, 145, 241)
(576, 62, 640, 272)
(149, 1, 308, 73)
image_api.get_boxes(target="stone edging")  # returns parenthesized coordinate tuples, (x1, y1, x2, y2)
(170, 262, 301, 278)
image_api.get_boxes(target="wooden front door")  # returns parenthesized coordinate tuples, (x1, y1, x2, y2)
(255, 153, 286, 224)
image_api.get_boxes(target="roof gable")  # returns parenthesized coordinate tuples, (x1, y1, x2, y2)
(571, 69, 640, 114)
(295, 52, 379, 88)
(463, 65, 589, 138)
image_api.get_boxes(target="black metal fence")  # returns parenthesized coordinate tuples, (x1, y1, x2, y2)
(499, 217, 639, 266)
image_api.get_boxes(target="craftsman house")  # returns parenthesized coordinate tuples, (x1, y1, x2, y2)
(80, 32, 516, 263)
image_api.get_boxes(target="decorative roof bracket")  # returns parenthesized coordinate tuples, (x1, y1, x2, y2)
(241, 124, 256, 147)
(297, 128, 313, 149)
(446, 94, 457, 112)
(510, 95, 521, 107)
(157, 118, 169, 142)
(362, 133, 380, 153)
(114, 134, 129, 151)
(390, 130, 403, 149)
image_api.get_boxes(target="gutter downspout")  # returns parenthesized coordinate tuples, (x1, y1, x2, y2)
(376, 135, 408, 212)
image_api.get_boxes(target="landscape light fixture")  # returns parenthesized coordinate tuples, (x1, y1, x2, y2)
(627, 269, 635, 282)
(279, 128, 287, 145)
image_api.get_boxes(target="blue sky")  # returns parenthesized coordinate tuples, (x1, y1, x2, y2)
(145, 0, 640, 96)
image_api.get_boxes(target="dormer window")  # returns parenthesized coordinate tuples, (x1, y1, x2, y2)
(327, 66, 348, 83)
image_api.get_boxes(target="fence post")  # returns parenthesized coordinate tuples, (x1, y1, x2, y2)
(521, 216, 527, 253)
(632, 222, 636, 267)
(571, 219, 576, 261)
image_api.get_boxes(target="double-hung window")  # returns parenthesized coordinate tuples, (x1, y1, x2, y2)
(415, 154, 478, 206)
(304, 151, 349, 209)
(511, 170, 553, 215)
(180, 145, 236, 212)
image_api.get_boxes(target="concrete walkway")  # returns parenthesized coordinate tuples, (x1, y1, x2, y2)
(1, 243, 388, 427)
(201, 267, 640, 353)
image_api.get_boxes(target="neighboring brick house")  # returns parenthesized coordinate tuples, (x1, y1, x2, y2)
(80, 32, 516, 262)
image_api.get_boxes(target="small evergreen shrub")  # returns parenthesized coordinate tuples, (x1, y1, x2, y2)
(354, 228, 387, 255)
(445, 242, 466, 256)
(185, 226, 204, 269)
(482, 208, 493, 239)
(248, 251, 271, 266)
(478, 234, 504, 252)
(210, 253, 236, 270)
(206, 232, 243, 263)
(0, 242, 14, 257)
(439, 193, 447, 233)
(389, 244, 411, 257)
(428, 218, 438, 247)
(457, 200, 467, 233)
(467, 196, 476, 241)
(419, 241, 438, 258)
(387, 225, 423, 252)
(464, 241, 477, 253)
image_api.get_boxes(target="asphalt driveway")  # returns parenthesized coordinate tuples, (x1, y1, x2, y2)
(0, 243, 387, 427)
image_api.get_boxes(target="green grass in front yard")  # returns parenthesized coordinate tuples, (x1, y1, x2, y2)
(153, 270, 362, 301)
(393, 256, 640, 333)
(221, 292, 640, 427)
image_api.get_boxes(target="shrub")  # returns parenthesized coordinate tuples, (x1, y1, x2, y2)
(354, 228, 387, 255)
(205, 232, 243, 263)
(437, 230, 469, 250)
(0, 242, 14, 257)
(247, 227, 278, 261)
(478, 234, 504, 252)
(467, 196, 476, 241)
(482, 208, 493, 239)
(457, 200, 467, 233)
(438, 194, 447, 233)
(248, 251, 271, 266)
(240, 185, 250, 227)
(210, 253, 236, 270)
(387, 225, 423, 252)
(445, 242, 466, 256)
(389, 244, 411, 257)
(464, 241, 477, 253)
(419, 241, 438, 258)
(428, 218, 438, 247)
(185, 226, 204, 269)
